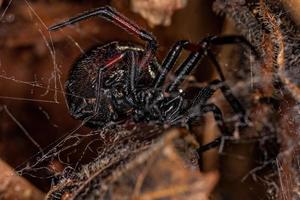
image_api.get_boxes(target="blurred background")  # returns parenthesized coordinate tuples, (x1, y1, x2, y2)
(0, 0, 299, 199)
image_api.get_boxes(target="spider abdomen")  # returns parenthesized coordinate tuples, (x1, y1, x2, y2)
(65, 42, 159, 128)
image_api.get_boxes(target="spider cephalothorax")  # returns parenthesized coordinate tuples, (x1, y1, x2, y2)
(49, 6, 258, 153)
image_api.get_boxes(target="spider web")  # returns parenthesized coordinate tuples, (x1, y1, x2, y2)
(0, 0, 295, 199)
(0, 0, 113, 183)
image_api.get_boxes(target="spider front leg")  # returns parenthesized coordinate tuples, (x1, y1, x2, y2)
(154, 40, 190, 88)
(166, 35, 259, 92)
(49, 6, 157, 69)
(153, 35, 257, 90)
(162, 36, 256, 126)
(204, 35, 259, 58)
(154, 39, 223, 89)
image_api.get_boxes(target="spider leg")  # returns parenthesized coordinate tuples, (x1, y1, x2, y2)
(160, 41, 249, 126)
(94, 50, 141, 123)
(192, 104, 229, 135)
(48, 6, 155, 44)
(49, 6, 157, 69)
(94, 69, 104, 114)
(126, 51, 139, 104)
(206, 50, 226, 81)
(154, 38, 233, 88)
(164, 96, 184, 121)
(190, 79, 247, 127)
(154, 40, 189, 88)
(165, 35, 258, 92)
(186, 103, 228, 153)
(196, 137, 222, 153)
(93, 52, 128, 112)
(165, 50, 204, 92)
(209, 79, 247, 126)
(204, 35, 259, 58)
(92, 52, 130, 124)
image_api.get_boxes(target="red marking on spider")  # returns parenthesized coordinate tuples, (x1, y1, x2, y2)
(104, 53, 125, 68)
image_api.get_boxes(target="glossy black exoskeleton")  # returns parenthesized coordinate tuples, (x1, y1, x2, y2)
(49, 6, 258, 152)
(64, 42, 161, 128)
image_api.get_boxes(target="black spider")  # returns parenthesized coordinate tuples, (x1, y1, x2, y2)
(49, 6, 258, 154)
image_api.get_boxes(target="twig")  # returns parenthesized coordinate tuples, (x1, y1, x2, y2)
(0, 159, 45, 200)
